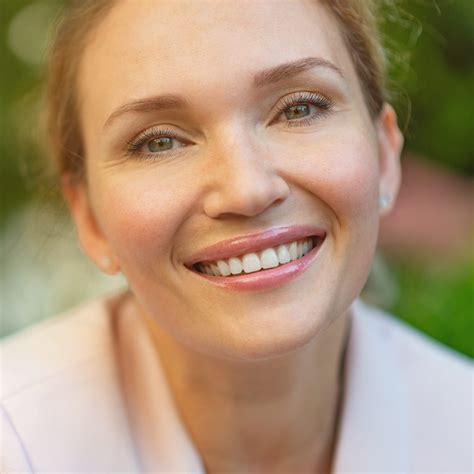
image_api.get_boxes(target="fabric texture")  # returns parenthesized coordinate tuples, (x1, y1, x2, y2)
(1, 292, 472, 473)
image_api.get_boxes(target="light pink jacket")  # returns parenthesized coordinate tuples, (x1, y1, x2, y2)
(1, 295, 472, 472)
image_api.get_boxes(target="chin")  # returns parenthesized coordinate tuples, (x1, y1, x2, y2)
(200, 306, 336, 362)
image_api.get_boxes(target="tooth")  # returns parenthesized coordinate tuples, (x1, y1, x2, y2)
(199, 237, 319, 277)
(228, 257, 243, 275)
(217, 260, 231, 276)
(210, 263, 221, 276)
(260, 248, 279, 269)
(297, 241, 304, 258)
(276, 244, 290, 264)
(242, 253, 262, 273)
(289, 241, 298, 261)
(302, 240, 309, 255)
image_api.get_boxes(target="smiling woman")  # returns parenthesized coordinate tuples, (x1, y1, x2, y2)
(1, 1, 472, 473)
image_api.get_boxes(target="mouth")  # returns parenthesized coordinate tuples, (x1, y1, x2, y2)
(192, 235, 324, 277)
(183, 225, 326, 291)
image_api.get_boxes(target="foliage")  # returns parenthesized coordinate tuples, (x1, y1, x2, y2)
(388, 256, 474, 359)
(381, 0, 474, 174)
(0, 0, 47, 225)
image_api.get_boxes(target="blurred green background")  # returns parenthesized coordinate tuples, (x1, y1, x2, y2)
(1, 0, 473, 358)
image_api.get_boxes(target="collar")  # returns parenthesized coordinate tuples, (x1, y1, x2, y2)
(332, 299, 412, 472)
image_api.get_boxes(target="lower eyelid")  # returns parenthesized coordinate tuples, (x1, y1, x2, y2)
(129, 147, 188, 162)
(277, 107, 332, 127)
(282, 115, 326, 128)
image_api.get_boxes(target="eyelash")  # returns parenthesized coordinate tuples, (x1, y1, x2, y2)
(125, 91, 334, 160)
(274, 91, 333, 127)
(125, 127, 182, 159)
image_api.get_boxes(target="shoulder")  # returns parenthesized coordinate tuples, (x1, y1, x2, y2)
(349, 299, 473, 472)
(1, 296, 115, 400)
(352, 298, 472, 376)
(0, 292, 139, 472)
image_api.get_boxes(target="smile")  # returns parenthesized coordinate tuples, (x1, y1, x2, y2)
(184, 225, 326, 291)
(194, 236, 320, 277)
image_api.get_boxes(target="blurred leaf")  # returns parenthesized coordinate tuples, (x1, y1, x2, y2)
(388, 257, 474, 358)
(381, 0, 474, 174)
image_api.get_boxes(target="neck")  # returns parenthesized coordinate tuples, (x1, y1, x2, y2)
(138, 304, 351, 473)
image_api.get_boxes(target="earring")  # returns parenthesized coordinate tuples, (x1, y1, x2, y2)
(378, 194, 391, 210)
(100, 256, 113, 272)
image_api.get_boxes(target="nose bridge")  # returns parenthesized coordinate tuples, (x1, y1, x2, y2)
(203, 125, 290, 219)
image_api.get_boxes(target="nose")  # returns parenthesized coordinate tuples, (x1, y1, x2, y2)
(202, 131, 290, 219)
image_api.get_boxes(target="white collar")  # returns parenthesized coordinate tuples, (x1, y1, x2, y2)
(332, 299, 412, 472)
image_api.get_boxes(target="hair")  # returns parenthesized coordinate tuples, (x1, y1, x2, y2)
(44, 0, 390, 182)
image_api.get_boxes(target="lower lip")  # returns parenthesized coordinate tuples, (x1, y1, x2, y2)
(186, 237, 325, 292)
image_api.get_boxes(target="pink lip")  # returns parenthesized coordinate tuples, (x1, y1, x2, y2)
(185, 225, 326, 267)
(184, 225, 327, 292)
(187, 234, 325, 292)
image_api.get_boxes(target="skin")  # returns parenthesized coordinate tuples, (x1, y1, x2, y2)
(65, 0, 403, 471)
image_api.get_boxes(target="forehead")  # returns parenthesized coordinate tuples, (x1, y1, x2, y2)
(79, 0, 356, 125)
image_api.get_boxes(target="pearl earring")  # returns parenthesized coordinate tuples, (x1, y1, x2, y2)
(100, 256, 113, 271)
(379, 194, 391, 210)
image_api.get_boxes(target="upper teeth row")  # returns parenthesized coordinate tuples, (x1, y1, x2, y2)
(196, 238, 314, 277)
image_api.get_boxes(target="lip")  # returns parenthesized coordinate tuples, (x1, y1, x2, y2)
(186, 234, 325, 292)
(184, 225, 326, 267)
(183, 225, 327, 292)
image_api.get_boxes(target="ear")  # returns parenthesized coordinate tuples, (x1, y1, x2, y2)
(62, 176, 121, 275)
(375, 103, 404, 216)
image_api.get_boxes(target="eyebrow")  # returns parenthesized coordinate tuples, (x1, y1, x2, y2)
(103, 56, 344, 130)
(104, 94, 188, 130)
(253, 56, 344, 88)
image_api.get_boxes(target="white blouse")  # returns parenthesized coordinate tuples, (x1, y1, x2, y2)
(1, 293, 472, 472)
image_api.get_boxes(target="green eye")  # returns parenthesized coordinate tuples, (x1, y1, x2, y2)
(148, 137, 173, 152)
(275, 92, 333, 127)
(284, 104, 311, 120)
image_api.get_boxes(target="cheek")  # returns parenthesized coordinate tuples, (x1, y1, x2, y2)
(317, 136, 381, 259)
(282, 130, 381, 295)
(324, 141, 380, 228)
(90, 167, 198, 267)
(284, 131, 380, 222)
(317, 135, 381, 294)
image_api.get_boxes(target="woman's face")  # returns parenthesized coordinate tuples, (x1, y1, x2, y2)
(72, 0, 402, 359)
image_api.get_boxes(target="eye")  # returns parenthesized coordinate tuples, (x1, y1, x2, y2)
(275, 91, 333, 127)
(147, 136, 174, 153)
(284, 104, 311, 120)
(125, 127, 189, 159)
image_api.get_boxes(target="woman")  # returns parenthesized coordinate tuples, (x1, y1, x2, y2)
(1, 1, 471, 472)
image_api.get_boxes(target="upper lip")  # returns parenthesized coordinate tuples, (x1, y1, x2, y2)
(184, 225, 326, 267)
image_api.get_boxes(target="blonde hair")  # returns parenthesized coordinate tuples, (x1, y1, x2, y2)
(45, 0, 389, 181)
